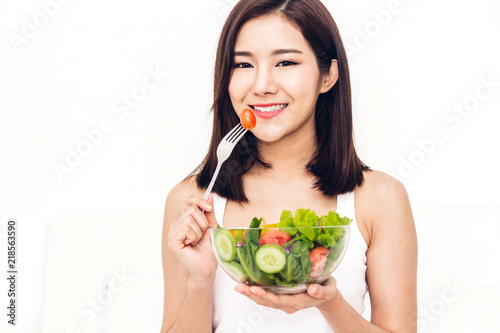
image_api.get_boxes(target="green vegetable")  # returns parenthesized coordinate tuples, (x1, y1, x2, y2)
(277, 210, 297, 236)
(279, 238, 313, 284)
(214, 230, 236, 261)
(255, 244, 287, 274)
(221, 261, 248, 283)
(316, 211, 350, 247)
(277, 209, 351, 245)
(249, 217, 263, 229)
(233, 229, 244, 243)
(236, 225, 273, 285)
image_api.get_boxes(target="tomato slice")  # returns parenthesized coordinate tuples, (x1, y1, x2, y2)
(259, 230, 291, 247)
(309, 246, 331, 279)
(240, 108, 256, 129)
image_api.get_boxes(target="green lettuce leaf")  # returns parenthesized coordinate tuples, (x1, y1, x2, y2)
(292, 209, 318, 241)
(315, 211, 352, 247)
(276, 210, 297, 236)
(279, 238, 313, 283)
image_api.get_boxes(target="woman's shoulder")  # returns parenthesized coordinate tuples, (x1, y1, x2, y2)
(357, 170, 408, 201)
(354, 170, 413, 243)
(169, 175, 203, 197)
(164, 175, 204, 217)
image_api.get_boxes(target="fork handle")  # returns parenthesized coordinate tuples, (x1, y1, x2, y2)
(203, 162, 222, 201)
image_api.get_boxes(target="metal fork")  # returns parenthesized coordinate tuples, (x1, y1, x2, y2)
(203, 123, 248, 200)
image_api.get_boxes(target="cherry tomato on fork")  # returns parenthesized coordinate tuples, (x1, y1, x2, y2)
(240, 108, 256, 129)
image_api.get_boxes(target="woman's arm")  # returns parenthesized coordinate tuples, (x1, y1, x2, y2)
(160, 180, 218, 333)
(359, 171, 418, 332)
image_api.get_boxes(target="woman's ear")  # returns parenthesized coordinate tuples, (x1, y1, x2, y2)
(319, 59, 339, 93)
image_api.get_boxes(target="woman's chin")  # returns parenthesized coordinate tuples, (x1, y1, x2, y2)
(252, 129, 283, 144)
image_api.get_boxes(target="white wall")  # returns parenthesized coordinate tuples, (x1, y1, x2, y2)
(0, 0, 499, 332)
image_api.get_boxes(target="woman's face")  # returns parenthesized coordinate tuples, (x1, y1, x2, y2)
(228, 15, 337, 143)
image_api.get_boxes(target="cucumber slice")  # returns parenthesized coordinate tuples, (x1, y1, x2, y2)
(214, 230, 236, 261)
(221, 261, 248, 283)
(255, 244, 287, 274)
(236, 245, 273, 285)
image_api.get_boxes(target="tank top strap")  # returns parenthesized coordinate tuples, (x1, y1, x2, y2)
(212, 193, 227, 227)
(336, 191, 368, 251)
(336, 191, 355, 220)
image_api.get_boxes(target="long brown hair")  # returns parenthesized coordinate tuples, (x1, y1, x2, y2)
(192, 0, 369, 202)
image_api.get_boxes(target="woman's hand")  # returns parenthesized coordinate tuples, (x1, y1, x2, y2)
(234, 277, 340, 314)
(167, 194, 219, 281)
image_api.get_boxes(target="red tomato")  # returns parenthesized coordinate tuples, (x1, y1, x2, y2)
(240, 108, 256, 129)
(309, 246, 331, 279)
(259, 230, 291, 247)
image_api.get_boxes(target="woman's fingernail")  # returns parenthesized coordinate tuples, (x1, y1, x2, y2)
(309, 285, 318, 295)
(250, 287, 258, 294)
(235, 286, 243, 293)
(206, 204, 213, 210)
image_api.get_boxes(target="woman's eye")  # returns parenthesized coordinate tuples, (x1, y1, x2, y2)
(277, 61, 297, 67)
(234, 62, 253, 68)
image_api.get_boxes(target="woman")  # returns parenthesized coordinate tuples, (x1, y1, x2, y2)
(161, 0, 417, 332)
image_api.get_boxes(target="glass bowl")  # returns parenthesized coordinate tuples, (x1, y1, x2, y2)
(209, 225, 350, 294)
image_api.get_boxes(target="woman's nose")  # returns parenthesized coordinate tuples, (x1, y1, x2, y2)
(252, 67, 278, 95)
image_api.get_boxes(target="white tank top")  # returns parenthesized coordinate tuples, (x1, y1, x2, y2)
(212, 192, 368, 333)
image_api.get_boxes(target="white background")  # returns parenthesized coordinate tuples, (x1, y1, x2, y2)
(1, 0, 499, 332)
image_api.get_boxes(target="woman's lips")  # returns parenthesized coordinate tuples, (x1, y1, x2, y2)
(250, 104, 288, 119)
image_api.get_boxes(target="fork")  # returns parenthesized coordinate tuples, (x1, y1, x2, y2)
(203, 123, 248, 201)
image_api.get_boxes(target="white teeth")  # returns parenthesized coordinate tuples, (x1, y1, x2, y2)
(252, 104, 287, 112)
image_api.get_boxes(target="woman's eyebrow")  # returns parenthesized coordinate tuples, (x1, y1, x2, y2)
(272, 48, 303, 55)
(234, 49, 303, 56)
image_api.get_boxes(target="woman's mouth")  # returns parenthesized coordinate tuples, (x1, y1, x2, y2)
(249, 103, 288, 119)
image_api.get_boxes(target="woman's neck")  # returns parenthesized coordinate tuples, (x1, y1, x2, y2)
(254, 129, 317, 181)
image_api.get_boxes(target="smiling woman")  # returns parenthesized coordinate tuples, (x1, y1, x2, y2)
(161, 1, 417, 333)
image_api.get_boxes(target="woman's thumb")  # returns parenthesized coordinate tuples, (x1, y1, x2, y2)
(307, 278, 337, 300)
(205, 193, 219, 228)
(307, 284, 323, 298)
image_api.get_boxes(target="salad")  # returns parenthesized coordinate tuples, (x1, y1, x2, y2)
(213, 209, 352, 288)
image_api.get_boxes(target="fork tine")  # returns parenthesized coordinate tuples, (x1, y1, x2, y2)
(231, 127, 248, 143)
(228, 125, 246, 143)
(222, 123, 242, 141)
